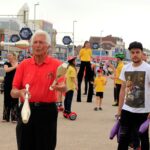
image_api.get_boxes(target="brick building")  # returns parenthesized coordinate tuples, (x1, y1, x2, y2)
(89, 34, 125, 51)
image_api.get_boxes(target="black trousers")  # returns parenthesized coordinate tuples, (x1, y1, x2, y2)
(64, 90, 74, 112)
(114, 87, 117, 102)
(77, 61, 92, 101)
(84, 76, 88, 94)
(16, 103, 58, 150)
(115, 84, 121, 104)
(87, 82, 93, 102)
(77, 61, 91, 81)
(77, 80, 82, 102)
(3, 87, 19, 122)
(118, 110, 149, 150)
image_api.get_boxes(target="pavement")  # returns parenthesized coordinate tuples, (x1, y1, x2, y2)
(0, 78, 147, 150)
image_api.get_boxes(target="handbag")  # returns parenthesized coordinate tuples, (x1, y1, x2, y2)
(21, 84, 31, 124)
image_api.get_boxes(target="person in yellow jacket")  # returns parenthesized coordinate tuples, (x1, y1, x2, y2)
(112, 53, 124, 106)
(63, 56, 78, 120)
(94, 69, 107, 110)
(77, 41, 92, 102)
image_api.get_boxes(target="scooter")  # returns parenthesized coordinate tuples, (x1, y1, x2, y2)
(63, 112, 77, 120)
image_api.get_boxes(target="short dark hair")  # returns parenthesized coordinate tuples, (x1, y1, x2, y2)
(128, 41, 143, 51)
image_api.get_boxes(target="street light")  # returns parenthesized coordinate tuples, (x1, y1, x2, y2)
(34, 2, 39, 32)
(72, 20, 77, 56)
(99, 30, 103, 62)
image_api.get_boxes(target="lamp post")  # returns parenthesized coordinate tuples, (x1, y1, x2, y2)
(23, 10, 28, 25)
(34, 2, 39, 32)
(72, 20, 77, 56)
(99, 30, 103, 62)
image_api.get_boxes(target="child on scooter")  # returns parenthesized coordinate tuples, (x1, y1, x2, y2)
(63, 56, 78, 120)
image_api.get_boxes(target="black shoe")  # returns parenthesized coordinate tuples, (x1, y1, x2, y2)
(99, 107, 102, 110)
(94, 107, 98, 111)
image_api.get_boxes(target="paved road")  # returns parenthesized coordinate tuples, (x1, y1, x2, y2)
(0, 78, 147, 150)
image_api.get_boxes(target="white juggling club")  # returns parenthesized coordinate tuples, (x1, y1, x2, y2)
(21, 84, 31, 124)
(0, 40, 30, 49)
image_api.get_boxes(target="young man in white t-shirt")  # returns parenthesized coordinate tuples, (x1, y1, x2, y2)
(117, 41, 150, 150)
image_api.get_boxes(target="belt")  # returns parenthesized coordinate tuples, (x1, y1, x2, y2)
(21, 102, 56, 108)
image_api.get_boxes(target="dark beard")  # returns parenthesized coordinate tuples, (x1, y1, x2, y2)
(132, 59, 142, 65)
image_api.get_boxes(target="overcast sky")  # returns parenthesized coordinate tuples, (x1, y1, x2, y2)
(1, 0, 150, 49)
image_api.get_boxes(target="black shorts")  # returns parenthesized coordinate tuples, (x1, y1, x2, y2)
(96, 92, 103, 98)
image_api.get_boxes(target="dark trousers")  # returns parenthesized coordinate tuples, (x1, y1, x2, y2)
(115, 84, 121, 104)
(87, 82, 93, 102)
(118, 110, 149, 150)
(114, 87, 117, 102)
(77, 80, 82, 102)
(3, 90, 19, 121)
(84, 77, 88, 94)
(16, 103, 58, 150)
(64, 90, 74, 112)
(77, 61, 91, 81)
(77, 61, 92, 101)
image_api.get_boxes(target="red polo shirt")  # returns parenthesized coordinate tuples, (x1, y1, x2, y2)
(12, 56, 62, 103)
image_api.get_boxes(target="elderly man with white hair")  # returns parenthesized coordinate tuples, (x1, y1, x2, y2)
(11, 30, 65, 150)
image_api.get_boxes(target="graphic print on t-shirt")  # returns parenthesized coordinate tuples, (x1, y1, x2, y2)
(125, 71, 145, 108)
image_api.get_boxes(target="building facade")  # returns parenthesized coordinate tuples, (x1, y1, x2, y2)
(89, 35, 128, 60)
(0, 3, 57, 60)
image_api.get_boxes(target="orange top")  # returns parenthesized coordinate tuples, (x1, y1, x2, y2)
(12, 56, 61, 103)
